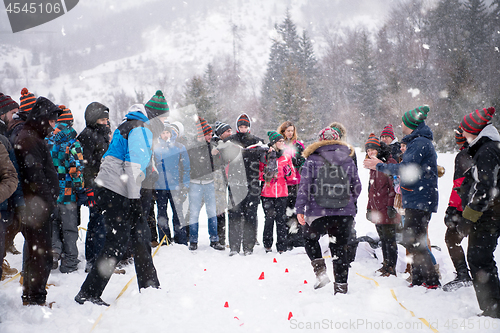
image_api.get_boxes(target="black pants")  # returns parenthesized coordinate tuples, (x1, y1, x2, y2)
(444, 209, 468, 274)
(228, 194, 259, 252)
(285, 185, 304, 248)
(303, 215, 354, 283)
(376, 224, 398, 269)
(21, 198, 54, 304)
(217, 213, 226, 245)
(402, 208, 439, 286)
(467, 217, 500, 317)
(262, 196, 288, 252)
(79, 188, 159, 298)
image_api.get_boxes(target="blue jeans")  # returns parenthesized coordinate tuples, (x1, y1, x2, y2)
(188, 182, 218, 244)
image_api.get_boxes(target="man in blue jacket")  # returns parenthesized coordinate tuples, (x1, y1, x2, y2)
(75, 91, 169, 306)
(364, 106, 439, 289)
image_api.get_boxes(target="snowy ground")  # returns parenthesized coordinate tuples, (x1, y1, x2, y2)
(1, 150, 500, 333)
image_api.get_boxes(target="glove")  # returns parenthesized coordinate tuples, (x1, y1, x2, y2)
(462, 205, 483, 223)
(387, 206, 397, 219)
(283, 164, 292, 177)
(444, 206, 460, 228)
(457, 217, 473, 238)
(366, 209, 372, 222)
(85, 188, 96, 207)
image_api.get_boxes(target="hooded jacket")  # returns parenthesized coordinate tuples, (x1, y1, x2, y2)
(366, 144, 400, 225)
(460, 124, 500, 220)
(154, 130, 190, 191)
(259, 149, 295, 198)
(95, 104, 155, 199)
(377, 122, 438, 213)
(14, 97, 60, 210)
(225, 117, 265, 197)
(295, 140, 361, 224)
(46, 122, 84, 204)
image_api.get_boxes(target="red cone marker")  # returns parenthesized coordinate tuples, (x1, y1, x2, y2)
(258, 272, 265, 280)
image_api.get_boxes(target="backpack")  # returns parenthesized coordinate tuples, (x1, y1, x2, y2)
(311, 154, 350, 209)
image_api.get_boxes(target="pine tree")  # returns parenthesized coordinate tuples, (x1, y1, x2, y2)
(349, 31, 381, 132)
(261, 10, 318, 138)
(183, 75, 215, 123)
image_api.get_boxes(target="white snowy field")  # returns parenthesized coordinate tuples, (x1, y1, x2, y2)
(1, 149, 500, 333)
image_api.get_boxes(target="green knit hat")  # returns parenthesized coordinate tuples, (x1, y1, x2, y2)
(402, 106, 429, 130)
(145, 90, 169, 119)
(267, 130, 284, 146)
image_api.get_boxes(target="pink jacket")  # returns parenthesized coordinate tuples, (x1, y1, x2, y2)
(259, 152, 295, 198)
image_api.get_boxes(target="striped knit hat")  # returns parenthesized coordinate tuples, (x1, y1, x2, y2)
(365, 133, 381, 151)
(0, 93, 19, 116)
(197, 116, 212, 138)
(20, 88, 36, 113)
(236, 113, 251, 129)
(460, 107, 495, 134)
(267, 130, 284, 146)
(454, 127, 466, 145)
(214, 121, 231, 137)
(145, 90, 169, 119)
(402, 106, 429, 130)
(318, 127, 340, 141)
(380, 124, 395, 140)
(57, 105, 73, 125)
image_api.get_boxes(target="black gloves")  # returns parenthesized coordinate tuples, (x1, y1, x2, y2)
(387, 206, 397, 219)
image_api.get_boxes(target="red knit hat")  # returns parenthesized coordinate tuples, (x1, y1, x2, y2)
(460, 107, 495, 134)
(380, 124, 395, 140)
(365, 133, 381, 151)
(0, 93, 19, 116)
(318, 127, 340, 141)
(454, 127, 466, 145)
(197, 116, 212, 138)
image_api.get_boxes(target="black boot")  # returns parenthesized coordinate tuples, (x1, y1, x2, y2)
(334, 282, 348, 295)
(311, 258, 331, 289)
(443, 270, 472, 292)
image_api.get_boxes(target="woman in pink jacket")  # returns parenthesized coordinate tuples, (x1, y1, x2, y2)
(277, 121, 305, 250)
(260, 131, 295, 253)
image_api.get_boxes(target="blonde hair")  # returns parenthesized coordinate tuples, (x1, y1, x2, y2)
(277, 121, 297, 142)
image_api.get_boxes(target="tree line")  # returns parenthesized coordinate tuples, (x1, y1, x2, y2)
(182, 0, 500, 150)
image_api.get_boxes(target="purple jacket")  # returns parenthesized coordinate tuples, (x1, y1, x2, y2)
(295, 140, 361, 225)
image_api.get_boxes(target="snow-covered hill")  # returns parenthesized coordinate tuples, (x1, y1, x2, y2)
(0, 0, 398, 132)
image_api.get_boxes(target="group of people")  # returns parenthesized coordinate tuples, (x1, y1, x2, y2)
(0, 87, 499, 319)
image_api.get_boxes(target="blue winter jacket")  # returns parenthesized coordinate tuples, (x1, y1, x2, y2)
(154, 131, 190, 191)
(95, 105, 153, 199)
(377, 122, 438, 213)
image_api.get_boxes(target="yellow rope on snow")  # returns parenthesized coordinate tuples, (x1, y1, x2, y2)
(356, 273, 438, 333)
(90, 234, 168, 332)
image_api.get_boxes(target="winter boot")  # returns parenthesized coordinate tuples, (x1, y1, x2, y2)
(210, 241, 225, 251)
(75, 291, 110, 307)
(334, 282, 348, 295)
(311, 258, 331, 289)
(443, 271, 473, 292)
(376, 262, 388, 275)
(380, 266, 397, 277)
(1, 260, 18, 280)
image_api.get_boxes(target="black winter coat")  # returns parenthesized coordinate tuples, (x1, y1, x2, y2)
(77, 124, 110, 188)
(14, 97, 59, 214)
(460, 125, 500, 220)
